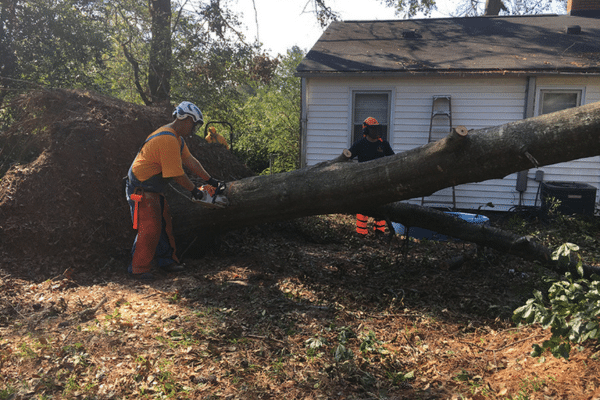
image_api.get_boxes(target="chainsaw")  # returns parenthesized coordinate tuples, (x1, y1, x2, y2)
(191, 183, 229, 209)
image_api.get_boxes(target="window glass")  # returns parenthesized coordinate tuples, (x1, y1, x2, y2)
(539, 90, 581, 115)
(353, 92, 390, 143)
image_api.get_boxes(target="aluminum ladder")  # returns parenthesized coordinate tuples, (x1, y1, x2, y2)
(421, 95, 457, 210)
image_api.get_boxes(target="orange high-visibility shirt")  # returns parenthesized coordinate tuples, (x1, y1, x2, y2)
(206, 132, 229, 150)
(131, 127, 192, 182)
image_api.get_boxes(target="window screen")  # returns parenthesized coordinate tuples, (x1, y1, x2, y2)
(352, 92, 390, 143)
(539, 90, 581, 115)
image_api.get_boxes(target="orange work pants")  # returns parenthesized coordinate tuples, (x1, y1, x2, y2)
(356, 214, 386, 235)
(129, 192, 179, 274)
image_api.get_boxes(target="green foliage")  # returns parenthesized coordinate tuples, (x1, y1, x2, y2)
(333, 327, 356, 362)
(224, 47, 303, 174)
(387, 370, 414, 385)
(337, 326, 356, 344)
(511, 376, 552, 399)
(359, 331, 383, 355)
(333, 343, 354, 362)
(305, 336, 327, 349)
(513, 243, 600, 360)
(0, 385, 16, 400)
(383, 0, 437, 18)
(1, 0, 111, 91)
(18, 342, 37, 359)
(305, 336, 327, 357)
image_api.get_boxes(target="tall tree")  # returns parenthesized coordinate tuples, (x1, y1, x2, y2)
(308, 0, 340, 27)
(382, 0, 437, 18)
(148, 0, 172, 104)
(484, 0, 507, 15)
(0, 0, 17, 105)
(109, 0, 256, 106)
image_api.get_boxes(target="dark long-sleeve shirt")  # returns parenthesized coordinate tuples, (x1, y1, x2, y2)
(348, 137, 394, 163)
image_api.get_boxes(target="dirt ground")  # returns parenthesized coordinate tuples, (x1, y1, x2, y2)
(1, 89, 600, 399)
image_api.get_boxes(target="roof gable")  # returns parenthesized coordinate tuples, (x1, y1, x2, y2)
(296, 14, 600, 76)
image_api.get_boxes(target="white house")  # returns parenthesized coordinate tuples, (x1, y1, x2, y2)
(296, 1, 600, 213)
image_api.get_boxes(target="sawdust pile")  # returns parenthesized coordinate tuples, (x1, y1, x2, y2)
(0, 89, 253, 277)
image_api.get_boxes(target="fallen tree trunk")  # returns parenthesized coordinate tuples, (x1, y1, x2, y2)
(369, 202, 600, 277)
(372, 203, 551, 263)
(169, 101, 600, 236)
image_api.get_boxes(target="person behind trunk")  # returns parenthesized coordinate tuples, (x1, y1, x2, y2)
(348, 117, 395, 236)
(205, 126, 229, 150)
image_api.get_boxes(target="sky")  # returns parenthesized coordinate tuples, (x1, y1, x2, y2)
(233, 0, 453, 56)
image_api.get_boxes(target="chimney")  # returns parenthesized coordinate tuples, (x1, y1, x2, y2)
(567, 0, 600, 16)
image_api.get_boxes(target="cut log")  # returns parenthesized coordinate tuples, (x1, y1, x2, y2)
(451, 125, 468, 139)
(371, 203, 551, 263)
(368, 202, 600, 277)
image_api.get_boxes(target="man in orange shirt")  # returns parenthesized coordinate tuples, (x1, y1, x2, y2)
(125, 101, 225, 280)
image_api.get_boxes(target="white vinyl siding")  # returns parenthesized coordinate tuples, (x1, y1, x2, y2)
(394, 77, 526, 210)
(304, 83, 350, 165)
(527, 80, 600, 209)
(302, 75, 600, 212)
(393, 79, 526, 153)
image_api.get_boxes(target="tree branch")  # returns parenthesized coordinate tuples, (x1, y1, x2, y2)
(121, 43, 151, 106)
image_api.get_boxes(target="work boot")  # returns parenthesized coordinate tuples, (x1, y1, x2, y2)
(162, 263, 185, 272)
(130, 272, 155, 281)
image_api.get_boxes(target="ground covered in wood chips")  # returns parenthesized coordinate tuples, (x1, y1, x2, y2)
(2, 214, 600, 400)
(1, 89, 600, 399)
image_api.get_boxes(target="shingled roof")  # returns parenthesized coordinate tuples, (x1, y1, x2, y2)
(296, 14, 600, 76)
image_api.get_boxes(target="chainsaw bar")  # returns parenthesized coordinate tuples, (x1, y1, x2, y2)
(191, 192, 229, 209)
(192, 195, 229, 209)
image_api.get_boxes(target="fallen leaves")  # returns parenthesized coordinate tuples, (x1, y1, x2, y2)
(2, 215, 600, 398)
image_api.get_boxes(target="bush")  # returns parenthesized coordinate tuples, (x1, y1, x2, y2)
(513, 243, 600, 359)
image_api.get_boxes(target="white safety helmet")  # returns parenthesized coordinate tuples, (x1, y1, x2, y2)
(173, 101, 204, 125)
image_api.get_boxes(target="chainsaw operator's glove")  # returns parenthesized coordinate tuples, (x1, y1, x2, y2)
(191, 187, 204, 201)
(207, 177, 226, 194)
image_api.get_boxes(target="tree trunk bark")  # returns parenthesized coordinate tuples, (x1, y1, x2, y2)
(148, 0, 172, 104)
(485, 0, 507, 15)
(0, 0, 17, 107)
(168, 101, 600, 238)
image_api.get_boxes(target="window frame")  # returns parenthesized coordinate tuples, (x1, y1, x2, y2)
(350, 90, 392, 145)
(535, 86, 585, 116)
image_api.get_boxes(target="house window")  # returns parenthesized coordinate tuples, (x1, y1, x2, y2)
(352, 91, 390, 143)
(537, 89, 582, 115)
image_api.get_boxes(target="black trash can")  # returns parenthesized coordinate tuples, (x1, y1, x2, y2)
(540, 181, 597, 216)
